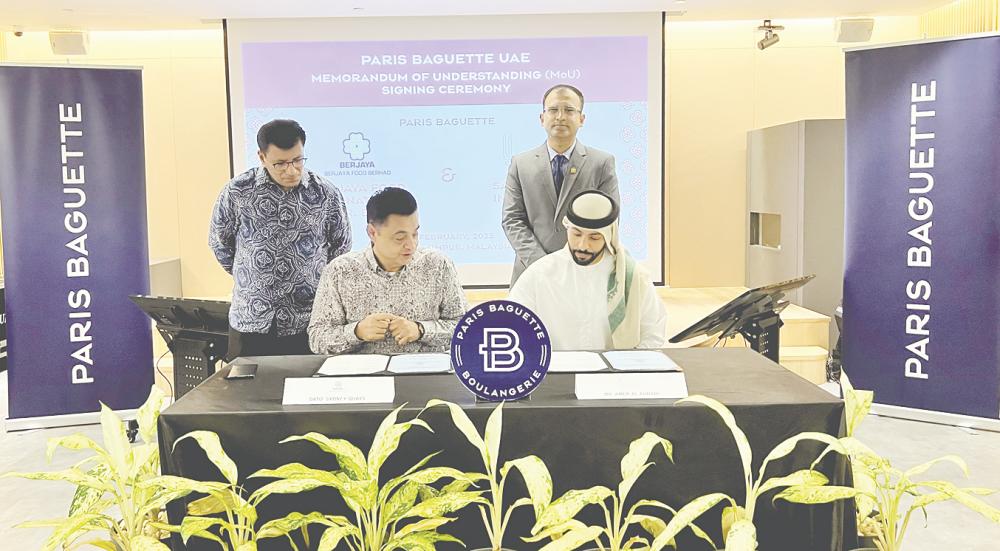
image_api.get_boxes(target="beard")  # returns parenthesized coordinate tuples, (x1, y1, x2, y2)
(571, 246, 605, 266)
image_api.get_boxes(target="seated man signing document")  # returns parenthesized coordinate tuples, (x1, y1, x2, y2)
(508, 190, 666, 350)
(308, 187, 468, 354)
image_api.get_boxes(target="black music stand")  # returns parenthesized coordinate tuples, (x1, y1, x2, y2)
(669, 275, 815, 363)
(130, 295, 230, 398)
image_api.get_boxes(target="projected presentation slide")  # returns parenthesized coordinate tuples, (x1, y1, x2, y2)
(230, 22, 662, 286)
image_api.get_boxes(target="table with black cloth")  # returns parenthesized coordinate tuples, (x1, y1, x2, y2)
(158, 348, 856, 551)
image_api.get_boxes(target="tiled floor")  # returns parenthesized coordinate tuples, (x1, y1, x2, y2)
(0, 370, 998, 550)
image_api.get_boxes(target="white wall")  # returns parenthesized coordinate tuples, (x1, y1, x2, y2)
(2, 29, 229, 296)
(665, 17, 921, 286)
(2, 16, 924, 293)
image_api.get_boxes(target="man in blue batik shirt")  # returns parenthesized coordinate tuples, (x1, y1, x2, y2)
(210, 119, 352, 360)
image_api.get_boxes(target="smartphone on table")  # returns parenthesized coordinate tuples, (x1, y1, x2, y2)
(225, 363, 258, 380)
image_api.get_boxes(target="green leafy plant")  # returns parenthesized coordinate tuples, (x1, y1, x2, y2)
(644, 394, 852, 551)
(522, 431, 714, 551)
(774, 377, 1000, 551)
(424, 399, 553, 550)
(150, 430, 329, 551)
(3, 386, 176, 551)
(253, 404, 486, 551)
(841, 374, 886, 541)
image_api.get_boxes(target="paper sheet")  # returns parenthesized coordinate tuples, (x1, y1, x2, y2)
(284, 376, 395, 404)
(601, 350, 681, 372)
(387, 353, 452, 374)
(548, 351, 609, 372)
(315, 354, 389, 376)
(576, 372, 688, 400)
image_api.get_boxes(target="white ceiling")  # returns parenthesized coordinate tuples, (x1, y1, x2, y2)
(2, 0, 952, 32)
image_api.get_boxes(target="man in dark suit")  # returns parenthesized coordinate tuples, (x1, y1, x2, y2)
(502, 84, 620, 284)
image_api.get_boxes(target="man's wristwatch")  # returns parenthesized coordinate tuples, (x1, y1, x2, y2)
(415, 321, 426, 341)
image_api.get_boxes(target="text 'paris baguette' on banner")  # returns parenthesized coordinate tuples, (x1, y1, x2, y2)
(843, 35, 1000, 419)
(0, 65, 153, 423)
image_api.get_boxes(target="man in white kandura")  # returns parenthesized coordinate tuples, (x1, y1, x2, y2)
(507, 190, 667, 350)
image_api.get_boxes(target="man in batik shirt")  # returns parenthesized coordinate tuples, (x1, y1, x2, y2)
(308, 187, 466, 356)
(210, 119, 351, 359)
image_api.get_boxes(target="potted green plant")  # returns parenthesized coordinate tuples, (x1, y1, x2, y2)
(777, 453, 1000, 551)
(252, 404, 487, 550)
(843, 374, 887, 550)
(523, 431, 716, 551)
(150, 429, 331, 550)
(840, 371, 878, 549)
(3, 387, 176, 551)
(643, 394, 853, 551)
(423, 399, 553, 551)
(774, 378, 1000, 551)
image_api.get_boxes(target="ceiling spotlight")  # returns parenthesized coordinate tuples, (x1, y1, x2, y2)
(757, 19, 784, 50)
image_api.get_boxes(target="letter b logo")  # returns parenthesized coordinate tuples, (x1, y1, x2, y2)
(451, 300, 550, 401)
(479, 328, 523, 372)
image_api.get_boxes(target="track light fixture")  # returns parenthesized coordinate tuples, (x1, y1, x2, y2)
(757, 19, 784, 50)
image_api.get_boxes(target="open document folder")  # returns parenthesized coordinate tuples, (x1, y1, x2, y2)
(602, 350, 682, 371)
(548, 351, 608, 372)
(315, 353, 453, 376)
(315, 354, 388, 376)
(387, 353, 452, 373)
(548, 350, 683, 373)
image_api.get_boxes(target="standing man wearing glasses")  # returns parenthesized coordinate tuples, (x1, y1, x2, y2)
(502, 84, 620, 284)
(210, 119, 352, 359)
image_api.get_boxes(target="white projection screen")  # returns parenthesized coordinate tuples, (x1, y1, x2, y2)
(225, 13, 665, 287)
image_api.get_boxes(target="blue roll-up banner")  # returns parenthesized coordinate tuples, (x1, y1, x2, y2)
(0, 65, 153, 426)
(844, 36, 1000, 420)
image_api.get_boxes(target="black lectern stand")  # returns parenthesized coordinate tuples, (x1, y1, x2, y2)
(130, 295, 230, 398)
(669, 275, 814, 363)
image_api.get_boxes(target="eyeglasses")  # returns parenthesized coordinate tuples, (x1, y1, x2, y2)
(271, 157, 307, 172)
(544, 106, 580, 116)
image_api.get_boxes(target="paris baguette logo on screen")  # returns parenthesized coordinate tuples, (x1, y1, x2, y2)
(450, 300, 550, 401)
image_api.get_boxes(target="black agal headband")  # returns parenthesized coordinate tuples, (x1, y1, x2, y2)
(566, 190, 619, 230)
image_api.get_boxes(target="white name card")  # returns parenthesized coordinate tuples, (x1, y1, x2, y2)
(575, 372, 688, 401)
(282, 376, 395, 405)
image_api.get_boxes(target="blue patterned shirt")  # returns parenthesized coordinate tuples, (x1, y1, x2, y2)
(209, 166, 352, 336)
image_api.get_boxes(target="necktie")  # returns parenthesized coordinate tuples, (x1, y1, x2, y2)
(552, 154, 568, 197)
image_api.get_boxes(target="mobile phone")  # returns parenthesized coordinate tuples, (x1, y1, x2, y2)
(225, 363, 258, 380)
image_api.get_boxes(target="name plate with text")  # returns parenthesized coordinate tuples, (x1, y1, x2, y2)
(282, 376, 395, 405)
(575, 372, 688, 400)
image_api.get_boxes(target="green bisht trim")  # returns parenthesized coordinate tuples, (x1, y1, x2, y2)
(607, 255, 636, 333)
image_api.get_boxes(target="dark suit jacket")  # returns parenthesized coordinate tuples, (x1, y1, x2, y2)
(501, 141, 620, 284)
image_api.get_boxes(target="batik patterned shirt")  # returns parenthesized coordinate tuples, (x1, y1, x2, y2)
(308, 247, 467, 355)
(209, 166, 352, 336)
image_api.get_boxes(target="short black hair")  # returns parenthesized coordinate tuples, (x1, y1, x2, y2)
(542, 84, 585, 110)
(367, 187, 417, 225)
(256, 119, 306, 151)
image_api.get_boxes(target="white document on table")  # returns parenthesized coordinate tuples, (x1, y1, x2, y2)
(548, 351, 608, 372)
(387, 353, 452, 374)
(315, 354, 389, 376)
(601, 350, 681, 372)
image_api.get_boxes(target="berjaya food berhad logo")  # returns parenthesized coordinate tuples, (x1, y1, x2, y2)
(450, 300, 550, 401)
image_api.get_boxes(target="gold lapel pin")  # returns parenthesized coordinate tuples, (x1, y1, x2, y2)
(569, 167, 577, 174)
